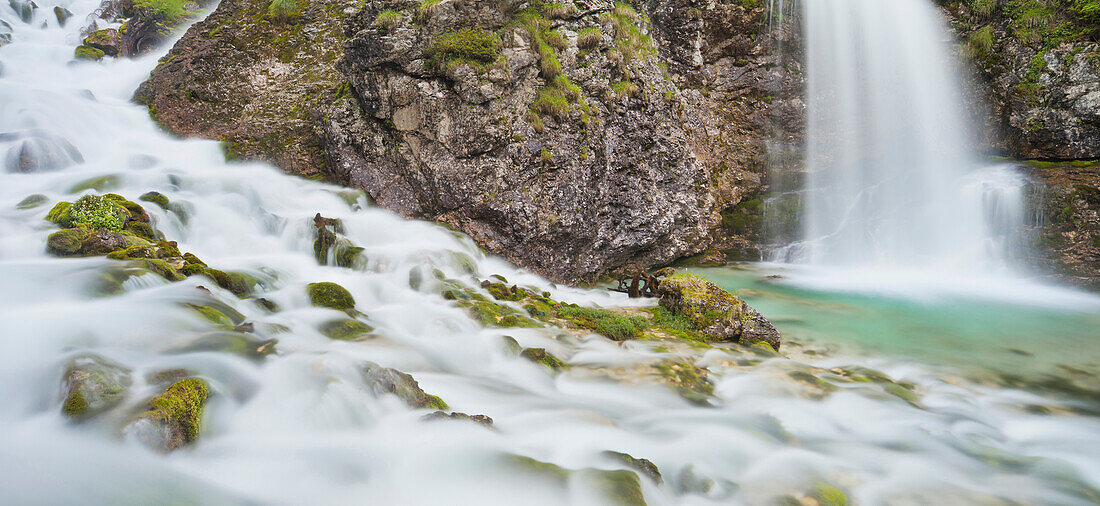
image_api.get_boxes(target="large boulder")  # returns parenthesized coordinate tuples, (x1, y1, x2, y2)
(657, 273, 780, 350)
(135, 0, 798, 283)
(123, 378, 209, 452)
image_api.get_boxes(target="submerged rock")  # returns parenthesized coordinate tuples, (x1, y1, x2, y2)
(359, 362, 448, 410)
(603, 451, 662, 485)
(306, 281, 355, 310)
(60, 354, 131, 420)
(3, 132, 83, 172)
(53, 6, 71, 26)
(657, 273, 781, 350)
(10, 0, 36, 24)
(124, 378, 209, 452)
(318, 318, 373, 340)
(520, 348, 568, 372)
(421, 410, 494, 428)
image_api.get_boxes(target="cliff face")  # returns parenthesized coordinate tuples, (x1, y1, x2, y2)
(137, 0, 799, 283)
(939, 0, 1100, 159)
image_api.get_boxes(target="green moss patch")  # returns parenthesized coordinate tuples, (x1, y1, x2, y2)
(556, 305, 649, 341)
(428, 28, 502, 71)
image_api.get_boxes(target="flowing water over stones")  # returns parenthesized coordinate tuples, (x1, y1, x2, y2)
(0, 1, 1098, 505)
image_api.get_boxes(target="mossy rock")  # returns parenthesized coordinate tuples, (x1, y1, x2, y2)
(139, 191, 170, 209)
(186, 303, 237, 328)
(319, 318, 373, 340)
(46, 225, 92, 256)
(360, 361, 448, 410)
(306, 281, 355, 310)
(581, 469, 647, 506)
(174, 331, 277, 360)
(203, 269, 263, 297)
(16, 194, 48, 209)
(61, 354, 132, 420)
(812, 482, 849, 506)
(69, 174, 120, 193)
(603, 451, 662, 484)
(125, 378, 209, 452)
(501, 335, 522, 356)
(658, 273, 780, 350)
(74, 44, 106, 61)
(47, 194, 127, 230)
(654, 360, 713, 405)
(133, 258, 185, 281)
(520, 347, 567, 371)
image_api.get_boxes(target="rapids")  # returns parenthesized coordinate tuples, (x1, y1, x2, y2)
(0, 1, 1098, 505)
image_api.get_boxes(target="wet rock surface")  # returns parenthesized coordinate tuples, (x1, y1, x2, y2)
(657, 273, 781, 349)
(136, 0, 801, 283)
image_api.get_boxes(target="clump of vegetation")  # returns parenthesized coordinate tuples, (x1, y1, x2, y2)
(417, 0, 443, 21)
(511, 6, 593, 131)
(134, 378, 209, 451)
(544, 2, 578, 19)
(556, 305, 650, 341)
(374, 9, 401, 32)
(611, 80, 639, 98)
(68, 194, 125, 231)
(428, 28, 503, 71)
(266, 0, 300, 22)
(576, 27, 603, 49)
(965, 25, 995, 60)
(532, 87, 570, 120)
(133, 0, 187, 22)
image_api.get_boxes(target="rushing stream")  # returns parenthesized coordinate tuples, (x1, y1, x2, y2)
(2, 1, 1100, 505)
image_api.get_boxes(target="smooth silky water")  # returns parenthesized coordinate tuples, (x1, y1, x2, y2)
(2, 0, 1100, 505)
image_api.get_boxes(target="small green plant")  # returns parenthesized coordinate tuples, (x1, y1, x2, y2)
(532, 88, 570, 120)
(428, 28, 502, 70)
(965, 25, 995, 59)
(611, 80, 639, 97)
(69, 194, 124, 231)
(540, 52, 562, 78)
(546, 30, 568, 51)
(417, 0, 442, 20)
(74, 45, 105, 61)
(577, 27, 602, 49)
(540, 148, 553, 161)
(133, 0, 186, 23)
(557, 305, 650, 341)
(266, 0, 300, 21)
(544, 2, 578, 19)
(970, 0, 996, 18)
(374, 9, 401, 32)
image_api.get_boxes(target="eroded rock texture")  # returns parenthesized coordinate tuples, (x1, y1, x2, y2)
(137, 0, 799, 283)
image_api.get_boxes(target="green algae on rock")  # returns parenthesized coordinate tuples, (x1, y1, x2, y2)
(657, 273, 781, 350)
(556, 304, 650, 341)
(602, 451, 663, 484)
(319, 318, 373, 340)
(60, 355, 132, 420)
(125, 378, 209, 452)
(359, 362, 448, 410)
(15, 194, 47, 209)
(654, 360, 714, 405)
(521, 347, 568, 372)
(307, 281, 356, 310)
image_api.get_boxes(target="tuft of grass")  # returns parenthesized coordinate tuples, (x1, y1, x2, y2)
(428, 28, 503, 70)
(540, 52, 562, 79)
(532, 88, 569, 120)
(527, 111, 546, 133)
(544, 2, 578, 19)
(556, 305, 650, 341)
(417, 0, 443, 20)
(970, 0, 996, 18)
(266, 0, 300, 21)
(577, 27, 602, 49)
(374, 9, 401, 32)
(133, 0, 186, 22)
(966, 25, 995, 59)
(613, 2, 638, 21)
(553, 75, 581, 100)
(546, 30, 568, 51)
(611, 80, 639, 97)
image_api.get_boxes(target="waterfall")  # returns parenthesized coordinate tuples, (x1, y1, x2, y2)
(799, 0, 1027, 275)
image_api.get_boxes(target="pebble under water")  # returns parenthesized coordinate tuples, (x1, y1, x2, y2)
(1, 2, 1099, 505)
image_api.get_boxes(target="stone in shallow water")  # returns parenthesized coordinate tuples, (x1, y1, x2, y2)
(421, 410, 493, 428)
(124, 378, 209, 453)
(3, 133, 83, 173)
(60, 354, 131, 420)
(657, 273, 781, 350)
(359, 362, 447, 410)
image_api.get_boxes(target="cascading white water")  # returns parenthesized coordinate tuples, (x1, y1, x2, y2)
(1, 1, 1099, 504)
(800, 0, 1027, 274)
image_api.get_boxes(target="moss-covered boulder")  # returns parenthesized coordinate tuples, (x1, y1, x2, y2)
(507, 455, 648, 505)
(654, 360, 714, 405)
(319, 318, 373, 340)
(173, 331, 277, 360)
(603, 451, 662, 485)
(124, 378, 209, 452)
(657, 273, 780, 350)
(520, 347, 567, 372)
(60, 355, 132, 420)
(312, 214, 363, 267)
(74, 45, 106, 61)
(306, 281, 355, 310)
(83, 28, 121, 57)
(16, 194, 48, 209)
(359, 362, 448, 410)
